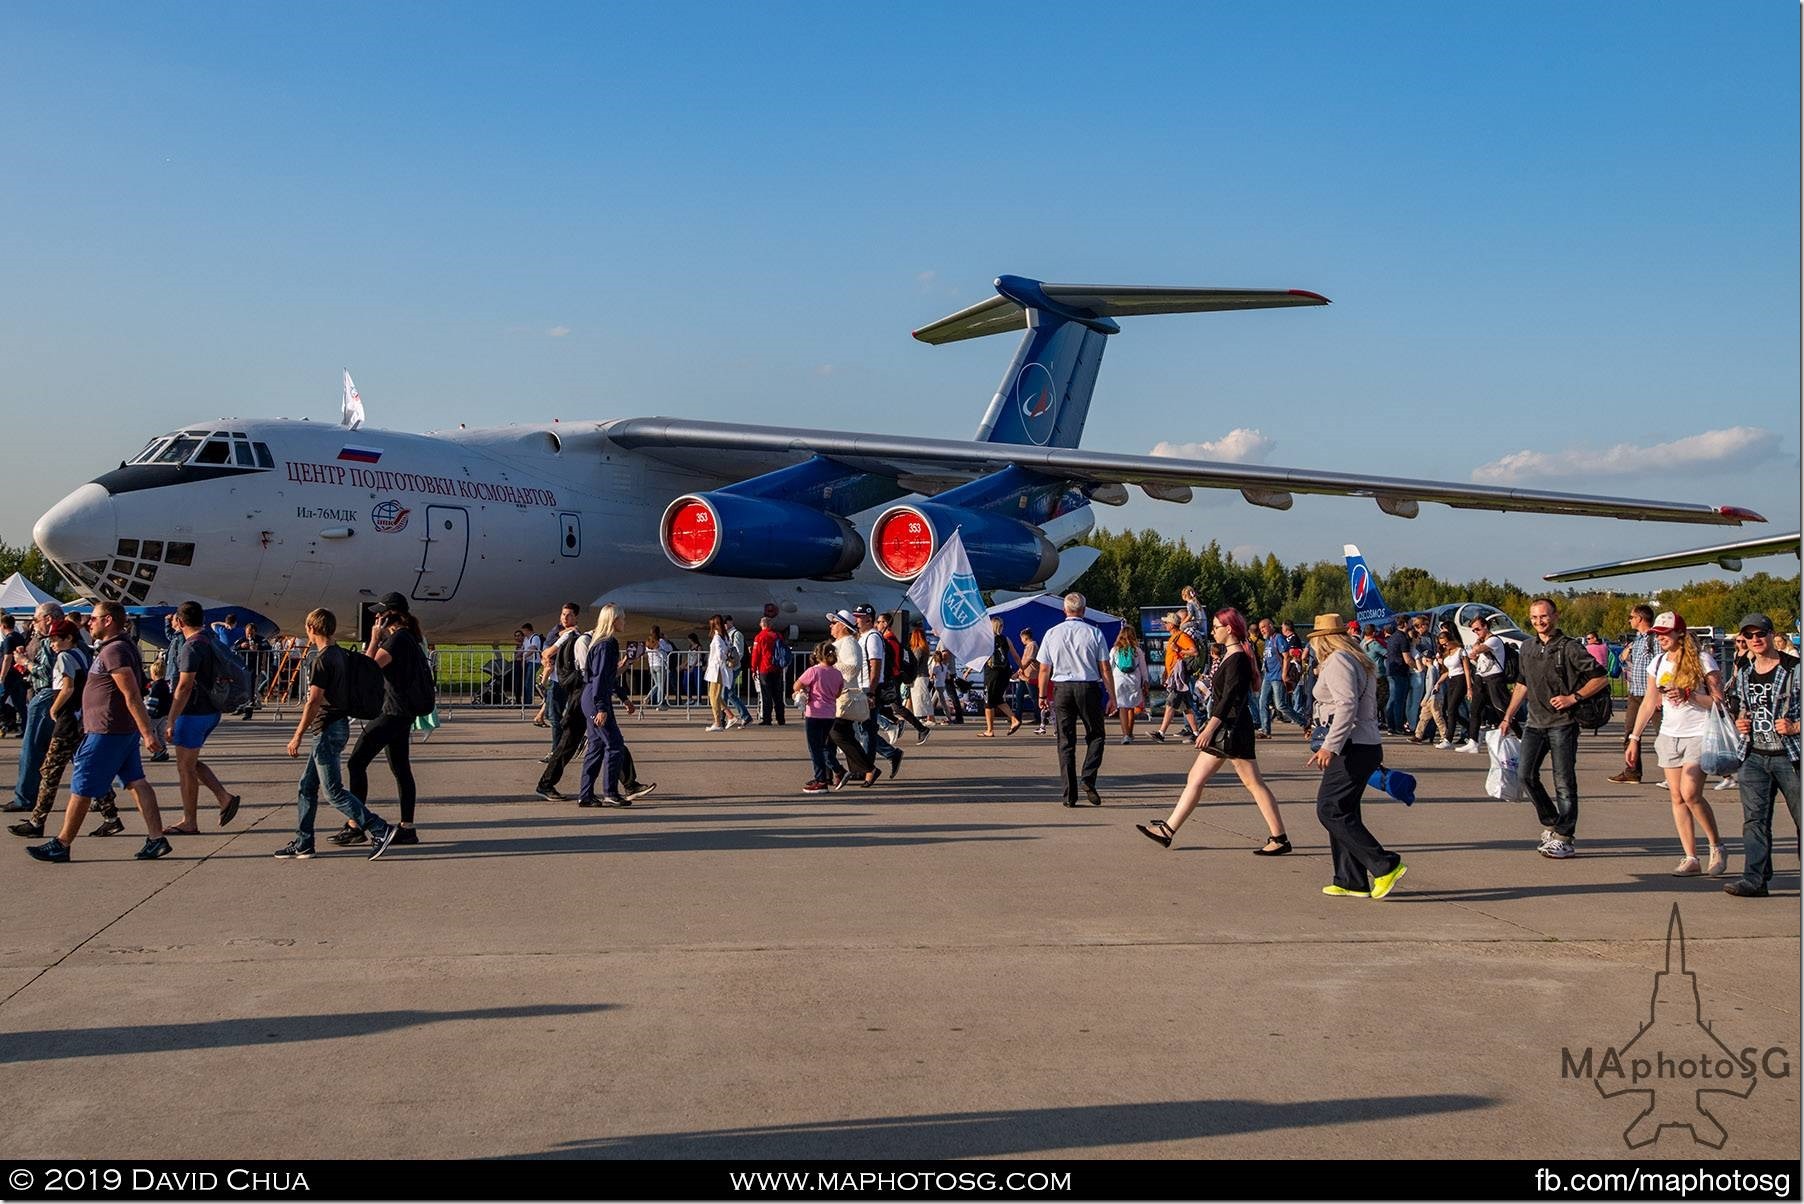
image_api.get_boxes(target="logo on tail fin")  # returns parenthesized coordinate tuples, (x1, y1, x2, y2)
(1013, 363, 1058, 446)
(1343, 544, 1393, 626)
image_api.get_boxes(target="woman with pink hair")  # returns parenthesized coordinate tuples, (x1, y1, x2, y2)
(1136, 607, 1289, 855)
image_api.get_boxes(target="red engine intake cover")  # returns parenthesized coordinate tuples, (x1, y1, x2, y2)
(664, 499, 719, 567)
(873, 508, 935, 580)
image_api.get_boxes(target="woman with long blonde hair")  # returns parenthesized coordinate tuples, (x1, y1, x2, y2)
(577, 604, 637, 806)
(1304, 615, 1405, 899)
(1625, 612, 1726, 875)
(1136, 608, 1289, 854)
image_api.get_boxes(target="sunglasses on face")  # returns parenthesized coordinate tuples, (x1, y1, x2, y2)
(1743, 631, 1770, 641)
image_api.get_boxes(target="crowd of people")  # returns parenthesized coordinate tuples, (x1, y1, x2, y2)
(5, 588, 1797, 901)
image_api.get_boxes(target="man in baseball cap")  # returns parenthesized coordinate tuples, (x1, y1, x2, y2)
(1720, 611, 1801, 897)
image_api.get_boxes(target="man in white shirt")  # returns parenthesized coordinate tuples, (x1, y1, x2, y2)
(853, 604, 903, 778)
(1461, 617, 1508, 753)
(1035, 593, 1114, 807)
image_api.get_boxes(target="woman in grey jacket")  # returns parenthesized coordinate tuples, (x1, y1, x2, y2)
(1307, 614, 1406, 899)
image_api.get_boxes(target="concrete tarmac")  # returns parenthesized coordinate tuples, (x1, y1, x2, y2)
(3, 706, 1797, 1161)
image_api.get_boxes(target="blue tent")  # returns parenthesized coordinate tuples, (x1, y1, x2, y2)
(984, 593, 1124, 656)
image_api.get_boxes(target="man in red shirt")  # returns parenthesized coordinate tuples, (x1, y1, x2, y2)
(750, 617, 788, 726)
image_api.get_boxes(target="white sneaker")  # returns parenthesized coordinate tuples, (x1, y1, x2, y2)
(704, 724, 725, 733)
(1713, 777, 1736, 791)
(1671, 856, 1701, 877)
(1457, 740, 1480, 754)
(1434, 740, 1454, 750)
(1537, 829, 1556, 851)
(1541, 838, 1575, 860)
(1706, 847, 1727, 876)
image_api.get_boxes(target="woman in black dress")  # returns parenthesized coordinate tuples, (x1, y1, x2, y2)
(979, 616, 1021, 737)
(1137, 607, 1289, 853)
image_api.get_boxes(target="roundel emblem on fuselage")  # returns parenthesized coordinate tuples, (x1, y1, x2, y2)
(1351, 564, 1371, 606)
(371, 499, 410, 533)
(1013, 363, 1058, 446)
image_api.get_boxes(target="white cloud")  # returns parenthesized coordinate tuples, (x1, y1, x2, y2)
(1149, 427, 1276, 464)
(547, 325, 571, 338)
(1472, 425, 1777, 484)
(915, 270, 938, 289)
(814, 364, 835, 377)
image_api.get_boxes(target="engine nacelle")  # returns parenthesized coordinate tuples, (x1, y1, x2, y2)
(661, 494, 866, 579)
(870, 503, 1059, 590)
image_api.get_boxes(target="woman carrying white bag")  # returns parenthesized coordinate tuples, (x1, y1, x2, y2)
(1624, 612, 1727, 876)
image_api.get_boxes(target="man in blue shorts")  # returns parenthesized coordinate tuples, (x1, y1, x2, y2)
(163, 601, 242, 836)
(27, 601, 171, 863)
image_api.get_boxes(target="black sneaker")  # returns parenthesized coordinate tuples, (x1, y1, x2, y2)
(390, 827, 420, 846)
(602, 792, 632, 807)
(1084, 785, 1104, 807)
(27, 837, 70, 862)
(9, 818, 45, 838)
(624, 782, 657, 802)
(273, 839, 315, 859)
(536, 787, 568, 802)
(889, 749, 904, 779)
(367, 824, 399, 860)
(915, 727, 931, 746)
(135, 836, 172, 860)
(329, 823, 368, 846)
(90, 816, 126, 838)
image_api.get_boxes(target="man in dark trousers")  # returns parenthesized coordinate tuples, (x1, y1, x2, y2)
(1498, 597, 1610, 862)
(1035, 593, 1114, 807)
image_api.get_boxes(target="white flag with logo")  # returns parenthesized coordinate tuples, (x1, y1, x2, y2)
(341, 369, 365, 430)
(906, 529, 993, 670)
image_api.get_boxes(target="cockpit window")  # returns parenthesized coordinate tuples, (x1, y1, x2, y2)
(127, 430, 275, 471)
(151, 436, 201, 465)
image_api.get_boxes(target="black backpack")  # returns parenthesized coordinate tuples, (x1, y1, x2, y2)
(1501, 640, 1523, 687)
(393, 635, 437, 719)
(338, 649, 387, 720)
(1554, 636, 1613, 731)
(203, 638, 254, 714)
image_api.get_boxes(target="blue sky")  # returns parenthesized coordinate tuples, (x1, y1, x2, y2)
(2, 3, 1797, 591)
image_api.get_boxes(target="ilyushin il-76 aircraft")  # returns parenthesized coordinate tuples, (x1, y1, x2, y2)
(32, 275, 1769, 641)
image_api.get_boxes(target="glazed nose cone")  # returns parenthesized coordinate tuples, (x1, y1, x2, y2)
(33, 483, 117, 567)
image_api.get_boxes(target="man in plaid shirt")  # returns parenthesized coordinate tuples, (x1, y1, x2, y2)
(1723, 612, 1800, 898)
(1609, 604, 1660, 784)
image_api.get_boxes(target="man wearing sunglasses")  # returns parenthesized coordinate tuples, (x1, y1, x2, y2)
(1722, 613, 1800, 898)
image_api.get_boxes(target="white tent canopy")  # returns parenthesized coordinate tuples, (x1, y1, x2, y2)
(0, 572, 59, 610)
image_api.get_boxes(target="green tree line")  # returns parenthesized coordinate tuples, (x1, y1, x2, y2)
(0, 540, 67, 598)
(1072, 528, 1799, 637)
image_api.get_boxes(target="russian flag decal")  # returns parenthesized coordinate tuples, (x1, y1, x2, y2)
(337, 445, 382, 464)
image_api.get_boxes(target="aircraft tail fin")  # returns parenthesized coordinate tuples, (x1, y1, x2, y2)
(913, 276, 1328, 450)
(1343, 544, 1395, 627)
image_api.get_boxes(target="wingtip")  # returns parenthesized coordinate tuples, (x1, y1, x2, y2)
(1717, 505, 1767, 523)
(1288, 289, 1331, 304)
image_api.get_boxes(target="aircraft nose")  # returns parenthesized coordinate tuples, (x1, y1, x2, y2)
(33, 483, 118, 567)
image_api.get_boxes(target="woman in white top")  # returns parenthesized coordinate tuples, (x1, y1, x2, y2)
(1625, 611, 1726, 876)
(1108, 628, 1148, 744)
(702, 614, 737, 732)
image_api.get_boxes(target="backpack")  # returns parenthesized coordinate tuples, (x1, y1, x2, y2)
(895, 642, 917, 683)
(723, 632, 743, 670)
(392, 634, 437, 719)
(1501, 640, 1523, 687)
(772, 639, 792, 671)
(204, 638, 254, 714)
(1554, 635, 1613, 731)
(1114, 646, 1135, 672)
(881, 632, 903, 683)
(554, 629, 585, 689)
(339, 649, 387, 720)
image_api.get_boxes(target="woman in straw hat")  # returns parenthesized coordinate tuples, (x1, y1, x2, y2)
(1305, 614, 1406, 899)
(1136, 607, 1289, 854)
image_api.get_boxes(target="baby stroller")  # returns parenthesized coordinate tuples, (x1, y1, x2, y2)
(475, 653, 523, 706)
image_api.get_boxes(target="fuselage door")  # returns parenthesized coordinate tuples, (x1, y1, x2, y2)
(559, 512, 581, 558)
(413, 506, 471, 602)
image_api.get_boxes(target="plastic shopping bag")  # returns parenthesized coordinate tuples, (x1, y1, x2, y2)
(1699, 703, 1745, 777)
(1484, 729, 1523, 801)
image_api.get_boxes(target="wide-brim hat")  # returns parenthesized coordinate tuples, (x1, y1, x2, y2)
(1309, 613, 1350, 638)
(826, 610, 856, 630)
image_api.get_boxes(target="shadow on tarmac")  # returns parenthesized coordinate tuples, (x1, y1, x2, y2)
(0, 1004, 613, 1064)
(513, 1093, 1499, 1158)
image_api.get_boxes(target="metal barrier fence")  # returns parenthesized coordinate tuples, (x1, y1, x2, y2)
(422, 647, 819, 717)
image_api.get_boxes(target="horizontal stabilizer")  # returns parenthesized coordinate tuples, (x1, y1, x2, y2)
(914, 281, 1330, 345)
(1543, 531, 1801, 582)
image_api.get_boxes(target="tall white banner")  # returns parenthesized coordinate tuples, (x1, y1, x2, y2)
(905, 529, 993, 669)
(341, 369, 365, 430)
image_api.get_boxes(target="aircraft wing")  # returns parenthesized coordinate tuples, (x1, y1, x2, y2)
(1543, 532, 1801, 582)
(604, 417, 1764, 526)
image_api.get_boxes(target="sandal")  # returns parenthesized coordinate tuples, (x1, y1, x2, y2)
(1006, 720, 1022, 736)
(976, 731, 996, 738)
(1254, 833, 1292, 856)
(1136, 820, 1174, 848)
(218, 795, 241, 826)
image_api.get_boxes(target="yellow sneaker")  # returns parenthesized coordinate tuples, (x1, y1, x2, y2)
(1322, 884, 1370, 898)
(1370, 862, 1407, 900)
